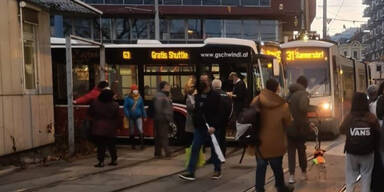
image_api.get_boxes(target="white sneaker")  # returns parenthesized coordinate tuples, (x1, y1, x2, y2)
(301, 172, 308, 180)
(288, 175, 296, 184)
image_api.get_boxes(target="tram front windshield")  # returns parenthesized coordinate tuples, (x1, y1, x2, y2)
(285, 48, 331, 97)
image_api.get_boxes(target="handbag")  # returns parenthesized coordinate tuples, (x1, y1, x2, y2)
(185, 145, 205, 168)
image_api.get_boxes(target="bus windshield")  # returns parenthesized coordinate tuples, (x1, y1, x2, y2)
(285, 50, 330, 97)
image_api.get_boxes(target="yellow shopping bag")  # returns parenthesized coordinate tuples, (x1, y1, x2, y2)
(123, 116, 129, 129)
(185, 145, 206, 168)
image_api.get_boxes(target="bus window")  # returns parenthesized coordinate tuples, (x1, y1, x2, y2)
(143, 65, 195, 102)
(52, 48, 99, 104)
(73, 65, 90, 99)
(105, 65, 138, 100)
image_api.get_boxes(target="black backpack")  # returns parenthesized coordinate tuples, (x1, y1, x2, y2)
(237, 104, 262, 163)
(345, 116, 377, 155)
(237, 107, 261, 146)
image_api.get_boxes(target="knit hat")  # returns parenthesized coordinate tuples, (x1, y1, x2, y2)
(131, 84, 138, 91)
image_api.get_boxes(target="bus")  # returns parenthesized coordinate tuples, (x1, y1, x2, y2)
(52, 38, 280, 144)
(281, 40, 368, 139)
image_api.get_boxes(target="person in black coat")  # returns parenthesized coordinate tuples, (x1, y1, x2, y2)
(89, 89, 121, 168)
(228, 72, 248, 120)
(179, 73, 222, 181)
(212, 79, 232, 156)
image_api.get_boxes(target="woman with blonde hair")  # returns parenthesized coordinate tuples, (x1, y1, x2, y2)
(184, 77, 196, 146)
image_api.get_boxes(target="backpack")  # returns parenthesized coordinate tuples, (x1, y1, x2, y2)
(345, 116, 376, 155)
(236, 101, 262, 163)
(237, 100, 261, 145)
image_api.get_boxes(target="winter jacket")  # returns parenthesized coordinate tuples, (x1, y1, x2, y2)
(232, 79, 248, 115)
(185, 94, 195, 133)
(340, 112, 380, 155)
(153, 91, 173, 122)
(215, 89, 233, 126)
(89, 99, 121, 138)
(287, 83, 310, 139)
(251, 89, 291, 159)
(123, 95, 147, 119)
(75, 87, 102, 105)
(193, 89, 221, 131)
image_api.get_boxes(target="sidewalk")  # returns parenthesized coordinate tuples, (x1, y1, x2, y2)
(0, 145, 181, 192)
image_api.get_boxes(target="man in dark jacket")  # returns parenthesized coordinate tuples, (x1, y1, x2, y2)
(212, 79, 232, 156)
(179, 74, 222, 181)
(287, 76, 310, 184)
(228, 72, 248, 119)
(153, 81, 174, 158)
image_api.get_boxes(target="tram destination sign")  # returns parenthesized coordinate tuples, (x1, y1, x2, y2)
(285, 48, 326, 61)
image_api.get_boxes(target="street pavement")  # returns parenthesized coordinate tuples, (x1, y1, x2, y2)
(0, 136, 347, 192)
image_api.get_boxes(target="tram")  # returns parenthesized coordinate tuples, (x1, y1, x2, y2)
(281, 40, 368, 138)
(52, 38, 280, 143)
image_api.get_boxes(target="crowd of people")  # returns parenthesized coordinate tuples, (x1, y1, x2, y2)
(73, 72, 384, 192)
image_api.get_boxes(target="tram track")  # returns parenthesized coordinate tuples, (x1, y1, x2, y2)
(18, 146, 243, 192)
(17, 146, 187, 192)
(242, 138, 345, 192)
(108, 147, 243, 192)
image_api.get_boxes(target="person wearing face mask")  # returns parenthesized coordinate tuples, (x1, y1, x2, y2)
(179, 73, 222, 181)
(124, 84, 147, 150)
(153, 81, 174, 158)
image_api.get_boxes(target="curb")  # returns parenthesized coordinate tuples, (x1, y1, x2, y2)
(0, 166, 20, 177)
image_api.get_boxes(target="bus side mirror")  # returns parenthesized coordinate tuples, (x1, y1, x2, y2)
(273, 59, 280, 76)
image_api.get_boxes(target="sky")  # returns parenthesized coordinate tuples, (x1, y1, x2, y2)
(311, 0, 368, 37)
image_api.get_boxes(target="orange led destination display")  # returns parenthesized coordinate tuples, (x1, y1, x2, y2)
(151, 50, 189, 60)
(122, 51, 131, 60)
(285, 49, 325, 61)
(262, 47, 281, 63)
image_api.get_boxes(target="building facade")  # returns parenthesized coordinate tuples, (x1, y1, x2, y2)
(0, 0, 98, 157)
(362, 0, 384, 61)
(338, 40, 364, 61)
(50, 0, 316, 43)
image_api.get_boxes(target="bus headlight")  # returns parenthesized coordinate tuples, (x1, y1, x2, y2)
(321, 103, 330, 110)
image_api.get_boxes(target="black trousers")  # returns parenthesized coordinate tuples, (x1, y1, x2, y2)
(93, 136, 117, 163)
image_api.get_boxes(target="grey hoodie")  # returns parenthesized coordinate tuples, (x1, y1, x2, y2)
(287, 83, 310, 139)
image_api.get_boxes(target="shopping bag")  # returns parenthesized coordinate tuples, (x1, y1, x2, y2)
(184, 146, 206, 168)
(123, 116, 129, 129)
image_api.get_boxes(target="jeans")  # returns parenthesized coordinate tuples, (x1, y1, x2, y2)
(129, 118, 143, 135)
(345, 153, 374, 192)
(187, 128, 221, 174)
(287, 138, 307, 175)
(255, 157, 285, 191)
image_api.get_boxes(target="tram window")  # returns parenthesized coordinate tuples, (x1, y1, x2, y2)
(342, 66, 354, 100)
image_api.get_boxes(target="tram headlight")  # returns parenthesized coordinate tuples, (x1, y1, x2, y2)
(321, 103, 330, 110)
